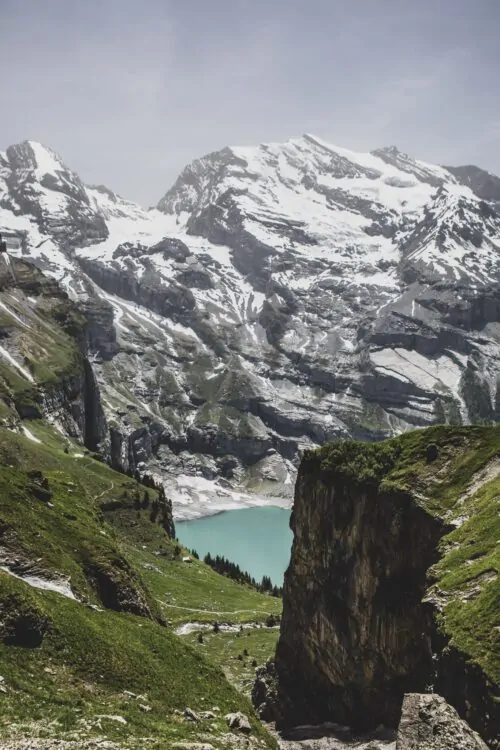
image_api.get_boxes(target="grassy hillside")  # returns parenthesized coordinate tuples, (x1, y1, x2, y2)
(0, 425, 279, 748)
(184, 626, 280, 697)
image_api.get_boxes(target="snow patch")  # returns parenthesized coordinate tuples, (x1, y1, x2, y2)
(0, 300, 30, 328)
(29, 141, 64, 179)
(21, 425, 42, 443)
(371, 348, 463, 392)
(0, 345, 34, 382)
(169, 474, 292, 521)
(0, 566, 77, 600)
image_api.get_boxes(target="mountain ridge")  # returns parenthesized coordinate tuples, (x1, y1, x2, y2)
(0, 135, 499, 516)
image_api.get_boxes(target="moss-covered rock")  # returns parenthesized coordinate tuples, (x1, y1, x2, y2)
(0, 582, 50, 647)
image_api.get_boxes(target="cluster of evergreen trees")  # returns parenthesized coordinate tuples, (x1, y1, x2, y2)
(199, 551, 282, 597)
(122, 472, 176, 538)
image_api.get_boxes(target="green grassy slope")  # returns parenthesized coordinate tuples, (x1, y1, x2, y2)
(0, 425, 279, 748)
(184, 627, 280, 697)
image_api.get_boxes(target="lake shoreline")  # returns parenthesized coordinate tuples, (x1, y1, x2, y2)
(168, 473, 293, 522)
(176, 505, 293, 586)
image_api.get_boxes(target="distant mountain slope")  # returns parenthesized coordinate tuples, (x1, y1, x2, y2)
(0, 136, 499, 510)
(445, 163, 500, 206)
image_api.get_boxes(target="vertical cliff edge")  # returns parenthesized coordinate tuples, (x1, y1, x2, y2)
(273, 426, 500, 747)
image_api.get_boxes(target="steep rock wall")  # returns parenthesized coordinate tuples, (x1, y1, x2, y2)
(276, 472, 444, 728)
(0, 256, 107, 452)
(273, 427, 500, 747)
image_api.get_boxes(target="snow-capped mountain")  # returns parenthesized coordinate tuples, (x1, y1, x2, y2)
(1, 136, 499, 514)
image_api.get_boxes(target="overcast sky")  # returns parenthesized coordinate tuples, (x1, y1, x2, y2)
(1, 0, 499, 206)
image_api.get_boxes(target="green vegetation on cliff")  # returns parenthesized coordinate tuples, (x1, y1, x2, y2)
(0, 573, 272, 748)
(303, 425, 500, 705)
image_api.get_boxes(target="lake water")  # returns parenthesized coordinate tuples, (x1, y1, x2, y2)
(176, 505, 293, 585)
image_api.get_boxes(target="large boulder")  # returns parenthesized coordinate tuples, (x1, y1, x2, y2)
(396, 694, 489, 750)
(225, 711, 252, 734)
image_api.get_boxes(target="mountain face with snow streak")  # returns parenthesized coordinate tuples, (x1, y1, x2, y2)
(1, 136, 499, 513)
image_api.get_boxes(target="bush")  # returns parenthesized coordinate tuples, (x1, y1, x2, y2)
(0, 592, 50, 647)
(307, 439, 401, 486)
(426, 443, 439, 463)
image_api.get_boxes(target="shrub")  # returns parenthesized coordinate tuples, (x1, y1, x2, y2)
(426, 443, 439, 463)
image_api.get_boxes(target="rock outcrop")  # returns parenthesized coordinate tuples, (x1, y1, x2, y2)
(0, 254, 106, 450)
(396, 693, 489, 750)
(273, 426, 500, 747)
(275, 693, 489, 750)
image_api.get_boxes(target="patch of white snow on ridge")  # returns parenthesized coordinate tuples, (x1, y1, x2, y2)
(29, 141, 63, 179)
(0, 345, 34, 382)
(0, 566, 77, 600)
(371, 348, 463, 392)
(21, 425, 42, 444)
(79, 210, 176, 262)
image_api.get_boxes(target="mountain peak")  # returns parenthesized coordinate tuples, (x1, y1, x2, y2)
(5, 140, 67, 181)
(0, 131, 499, 542)
(376, 144, 402, 156)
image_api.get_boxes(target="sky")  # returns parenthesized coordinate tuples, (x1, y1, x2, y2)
(1, 0, 499, 206)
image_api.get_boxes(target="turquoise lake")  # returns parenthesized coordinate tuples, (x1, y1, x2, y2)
(176, 506, 293, 585)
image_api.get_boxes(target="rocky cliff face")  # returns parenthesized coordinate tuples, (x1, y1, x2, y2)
(273, 426, 500, 747)
(1, 137, 500, 515)
(0, 253, 106, 450)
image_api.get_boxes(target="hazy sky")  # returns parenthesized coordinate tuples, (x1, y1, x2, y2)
(1, 0, 499, 206)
